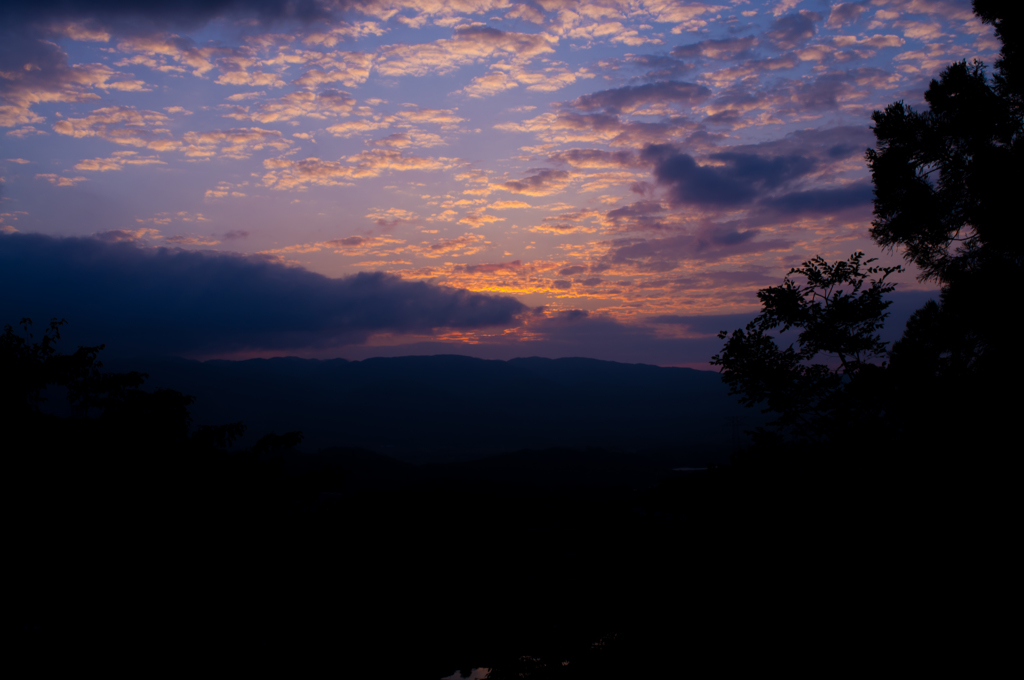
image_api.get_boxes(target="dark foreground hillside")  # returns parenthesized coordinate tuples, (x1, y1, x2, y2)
(12, 332, 1005, 676)
(17, 432, 980, 678)
(11, 365, 1007, 677)
(9, 435, 892, 677)
(105, 355, 756, 462)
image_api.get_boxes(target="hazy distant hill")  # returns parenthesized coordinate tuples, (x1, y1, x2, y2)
(111, 355, 756, 464)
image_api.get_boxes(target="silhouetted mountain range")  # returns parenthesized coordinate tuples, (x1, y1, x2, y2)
(107, 355, 754, 464)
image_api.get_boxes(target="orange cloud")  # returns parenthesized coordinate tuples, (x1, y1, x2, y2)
(183, 127, 291, 159)
(36, 173, 87, 187)
(75, 150, 166, 171)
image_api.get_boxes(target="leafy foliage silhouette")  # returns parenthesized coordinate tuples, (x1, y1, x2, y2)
(4, 317, 138, 414)
(711, 253, 901, 447)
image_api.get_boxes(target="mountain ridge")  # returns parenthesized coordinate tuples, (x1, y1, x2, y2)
(107, 354, 756, 464)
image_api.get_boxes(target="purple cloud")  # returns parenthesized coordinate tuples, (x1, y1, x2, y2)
(0, 233, 526, 356)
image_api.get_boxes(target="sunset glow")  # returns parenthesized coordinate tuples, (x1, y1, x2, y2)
(1, 0, 990, 362)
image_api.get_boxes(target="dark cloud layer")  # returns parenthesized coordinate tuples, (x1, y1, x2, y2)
(725, 125, 873, 163)
(0, 233, 525, 356)
(636, 136, 874, 220)
(1, 0, 343, 29)
(641, 144, 817, 207)
(604, 229, 791, 272)
(761, 182, 873, 214)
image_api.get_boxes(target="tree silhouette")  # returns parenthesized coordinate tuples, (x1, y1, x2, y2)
(712, 253, 901, 449)
(866, 2, 1021, 377)
(715, 2, 1020, 464)
(863, 1, 1021, 452)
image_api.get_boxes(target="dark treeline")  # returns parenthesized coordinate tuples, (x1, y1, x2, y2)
(9, 2, 1020, 676)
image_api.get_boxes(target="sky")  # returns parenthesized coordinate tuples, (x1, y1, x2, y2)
(0, 0, 996, 365)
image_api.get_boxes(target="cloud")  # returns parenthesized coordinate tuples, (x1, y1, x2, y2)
(261, 150, 452, 190)
(260, 234, 406, 256)
(648, 312, 757, 334)
(6, 126, 48, 137)
(504, 4, 545, 24)
(394, 107, 466, 128)
(93, 227, 162, 242)
(391, 308, 730, 366)
(326, 119, 392, 137)
(529, 222, 597, 235)
(366, 207, 418, 227)
(771, 0, 802, 18)
(348, 148, 453, 173)
(830, 33, 904, 53)
(768, 67, 895, 116)
(221, 89, 356, 123)
(603, 229, 792, 273)
(641, 144, 817, 207)
(570, 80, 711, 114)
(52, 105, 176, 149)
(290, 50, 375, 88)
(261, 156, 356, 189)
(183, 127, 291, 159)
(370, 131, 447, 148)
(407, 232, 488, 258)
(2, 1, 344, 32)
(137, 211, 209, 225)
(113, 34, 222, 76)
(487, 200, 533, 210)
(75, 151, 166, 171)
(45, 21, 112, 42)
(460, 70, 520, 97)
(603, 200, 670, 231)
(455, 260, 522, 274)
(548, 149, 635, 168)
(567, 21, 663, 47)
(0, 36, 149, 127)
(722, 125, 874, 163)
(165, 234, 220, 246)
(500, 169, 572, 196)
(619, 54, 694, 81)
(0, 232, 525, 356)
(826, 2, 868, 28)
(764, 11, 821, 51)
(376, 24, 555, 78)
(460, 63, 594, 97)
(671, 36, 758, 60)
(760, 182, 873, 215)
(495, 110, 699, 147)
(700, 53, 800, 89)
(36, 173, 88, 187)
(303, 22, 387, 47)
